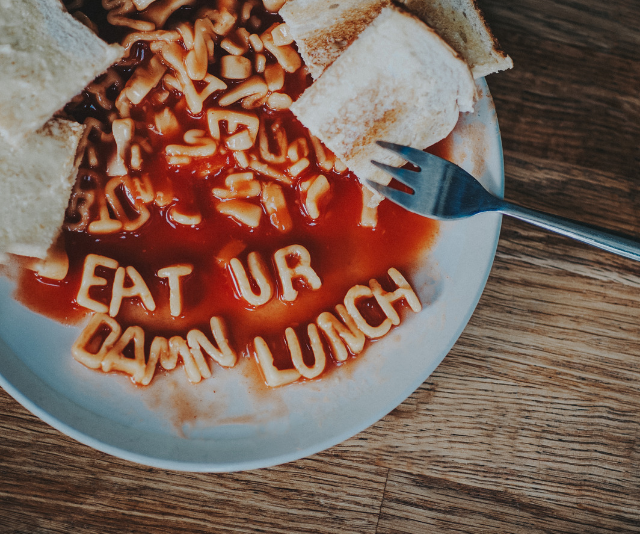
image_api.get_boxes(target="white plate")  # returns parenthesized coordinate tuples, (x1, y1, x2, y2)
(0, 79, 503, 472)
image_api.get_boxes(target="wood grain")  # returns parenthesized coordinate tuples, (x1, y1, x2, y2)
(2, 0, 640, 532)
(0, 399, 388, 534)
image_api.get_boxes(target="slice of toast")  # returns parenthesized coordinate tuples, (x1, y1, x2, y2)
(0, 118, 85, 262)
(280, 0, 511, 79)
(0, 0, 124, 143)
(290, 6, 476, 187)
(398, 0, 512, 78)
(279, 0, 390, 79)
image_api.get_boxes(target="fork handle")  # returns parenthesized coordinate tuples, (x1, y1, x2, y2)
(498, 202, 640, 262)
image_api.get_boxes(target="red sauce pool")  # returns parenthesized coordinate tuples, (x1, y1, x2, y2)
(11, 3, 451, 378)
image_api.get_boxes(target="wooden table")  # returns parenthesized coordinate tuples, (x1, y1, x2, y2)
(2, 1, 639, 532)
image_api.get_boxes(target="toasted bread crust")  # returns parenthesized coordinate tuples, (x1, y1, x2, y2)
(469, 0, 510, 60)
(302, 7, 384, 73)
(397, 0, 512, 77)
(0, 118, 85, 261)
(291, 6, 477, 187)
(280, 0, 390, 78)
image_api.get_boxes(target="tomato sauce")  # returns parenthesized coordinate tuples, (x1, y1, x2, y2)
(12, 1, 450, 378)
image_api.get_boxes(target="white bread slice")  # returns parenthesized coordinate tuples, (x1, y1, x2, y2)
(279, 0, 390, 79)
(290, 6, 476, 188)
(0, 118, 85, 262)
(398, 0, 512, 78)
(280, 0, 511, 79)
(0, 0, 124, 143)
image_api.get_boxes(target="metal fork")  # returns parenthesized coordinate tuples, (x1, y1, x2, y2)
(368, 141, 640, 262)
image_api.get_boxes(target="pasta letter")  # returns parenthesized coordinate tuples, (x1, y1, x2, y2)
(102, 326, 147, 383)
(169, 335, 203, 383)
(109, 266, 156, 317)
(369, 268, 422, 325)
(274, 244, 321, 302)
(344, 285, 392, 339)
(229, 252, 273, 306)
(77, 255, 119, 314)
(253, 336, 301, 387)
(157, 264, 193, 317)
(187, 317, 237, 369)
(71, 313, 122, 369)
(286, 325, 326, 379)
(316, 304, 365, 362)
(140, 336, 168, 386)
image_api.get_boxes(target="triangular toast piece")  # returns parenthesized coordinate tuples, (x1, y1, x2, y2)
(0, 0, 123, 143)
(291, 7, 476, 187)
(0, 118, 85, 262)
(280, 0, 390, 79)
(399, 0, 512, 78)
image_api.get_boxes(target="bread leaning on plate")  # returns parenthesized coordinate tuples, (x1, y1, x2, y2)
(0, 0, 124, 263)
(0, 119, 85, 263)
(0, 0, 123, 143)
(290, 6, 476, 189)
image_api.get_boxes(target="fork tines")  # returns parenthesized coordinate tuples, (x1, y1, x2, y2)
(375, 141, 439, 169)
(370, 160, 419, 190)
(364, 179, 416, 209)
(367, 141, 443, 214)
